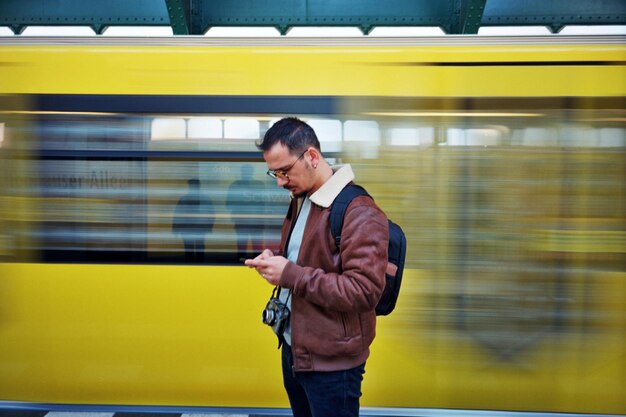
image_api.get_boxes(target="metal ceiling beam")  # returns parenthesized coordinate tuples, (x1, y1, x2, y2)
(165, 0, 190, 35)
(0, 0, 170, 34)
(194, 0, 453, 35)
(456, 0, 488, 34)
(0, 0, 624, 35)
(482, 0, 626, 33)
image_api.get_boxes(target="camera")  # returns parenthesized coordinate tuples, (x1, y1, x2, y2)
(262, 296, 290, 336)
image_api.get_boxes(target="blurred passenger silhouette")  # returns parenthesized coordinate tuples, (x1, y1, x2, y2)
(173, 179, 214, 262)
(227, 165, 266, 260)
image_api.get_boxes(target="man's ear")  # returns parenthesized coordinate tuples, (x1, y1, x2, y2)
(307, 147, 321, 168)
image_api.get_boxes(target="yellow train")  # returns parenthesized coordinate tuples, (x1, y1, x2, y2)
(0, 36, 624, 415)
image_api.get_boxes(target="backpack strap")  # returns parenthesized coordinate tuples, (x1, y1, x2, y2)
(330, 184, 370, 249)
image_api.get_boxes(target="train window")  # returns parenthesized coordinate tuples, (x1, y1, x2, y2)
(187, 118, 222, 139)
(151, 118, 186, 140)
(558, 125, 625, 148)
(447, 128, 503, 146)
(224, 118, 260, 139)
(388, 127, 434, 147)
(598, 128, 626, 147)
(446, 129, 464, 146)
(512, 127, 559, 147)
(12, 114, 288, 264)
(560, 125, 598, 147)
(388, 128, 419, 146)
(344, 121, 380, 144)
(343, 120, 380, 158)
(308, 119, 342, 152)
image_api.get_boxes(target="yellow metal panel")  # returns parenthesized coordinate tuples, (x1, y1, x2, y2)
(0, 264, 624, 413)
(0, 263, 284, 407)
(0, 44, 624, 97)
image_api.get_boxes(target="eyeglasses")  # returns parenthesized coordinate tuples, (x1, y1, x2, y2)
(266, 149, 307, 180)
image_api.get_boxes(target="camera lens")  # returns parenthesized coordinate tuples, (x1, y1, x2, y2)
(262, 308, 275, 325)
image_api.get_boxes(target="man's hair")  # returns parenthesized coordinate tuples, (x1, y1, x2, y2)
(257, 117, 321, 154)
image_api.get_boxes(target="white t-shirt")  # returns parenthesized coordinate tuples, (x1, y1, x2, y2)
(279, 196, 312, 346)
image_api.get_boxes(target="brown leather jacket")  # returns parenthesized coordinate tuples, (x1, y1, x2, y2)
(278, 165, 388, 372)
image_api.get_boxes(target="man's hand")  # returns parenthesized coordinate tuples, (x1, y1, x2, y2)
(245, 250, 289, 286)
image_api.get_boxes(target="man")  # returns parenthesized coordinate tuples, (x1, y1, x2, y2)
(172, 178, 214, 262)
(245, 117, 388, 417)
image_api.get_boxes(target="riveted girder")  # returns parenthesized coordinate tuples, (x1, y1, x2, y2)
(0, 0, 624, 35)
(482, 0, 626, 33)
(0, 0, 170, 34)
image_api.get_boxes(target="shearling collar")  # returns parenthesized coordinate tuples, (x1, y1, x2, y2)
(309, 164, 355, 208)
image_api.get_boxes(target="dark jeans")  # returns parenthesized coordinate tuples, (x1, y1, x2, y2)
(281, 343, 365, 417)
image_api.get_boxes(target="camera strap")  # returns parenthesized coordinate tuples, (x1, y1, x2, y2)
(275, 285, 292, 305)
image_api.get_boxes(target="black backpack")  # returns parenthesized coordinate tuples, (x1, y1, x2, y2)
(330, 184, 407, 316)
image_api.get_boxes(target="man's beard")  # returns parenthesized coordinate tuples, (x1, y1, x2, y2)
(289, 189, 306, 197)
(284, 184, 305, 197)
(283, 161, 313, 197)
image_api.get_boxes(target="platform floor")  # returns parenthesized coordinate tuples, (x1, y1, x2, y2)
(0, 412, 265, 417)
(0, 407, 621, 417)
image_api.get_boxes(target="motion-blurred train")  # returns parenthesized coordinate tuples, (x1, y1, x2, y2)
(0, 35, 624, 415)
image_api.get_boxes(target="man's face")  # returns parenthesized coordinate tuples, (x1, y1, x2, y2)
(263, 143, 313, 197)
